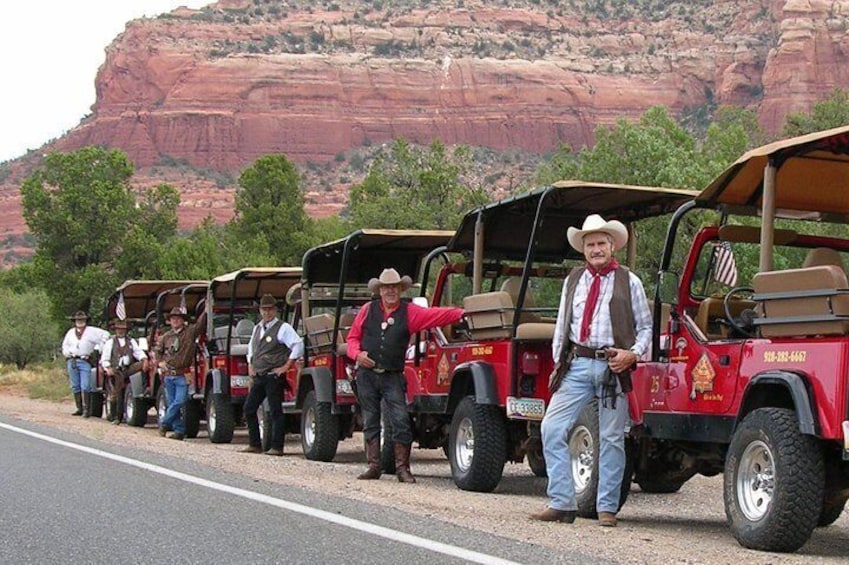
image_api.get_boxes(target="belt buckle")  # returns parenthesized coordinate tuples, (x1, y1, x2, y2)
(594, 349, 608, 361)
(373, 367, 386, 374)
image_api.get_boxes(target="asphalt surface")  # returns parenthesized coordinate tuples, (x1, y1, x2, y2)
(0, 416, 603, 565)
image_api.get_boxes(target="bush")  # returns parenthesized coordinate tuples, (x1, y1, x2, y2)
(0, 290, 61, 369)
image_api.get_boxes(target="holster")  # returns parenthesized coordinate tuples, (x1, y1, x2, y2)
(548, 350, 574, 394)
(617, 369, 633, 393)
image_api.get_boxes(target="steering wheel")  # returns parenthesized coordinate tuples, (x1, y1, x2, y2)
(723, 286, 756, 338)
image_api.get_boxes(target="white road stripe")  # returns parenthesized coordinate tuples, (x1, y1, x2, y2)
(0, 421, 522, 565)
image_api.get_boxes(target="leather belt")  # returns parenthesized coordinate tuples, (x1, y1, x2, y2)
(571, 344, 610, 360)
(370, 367, 401, 374)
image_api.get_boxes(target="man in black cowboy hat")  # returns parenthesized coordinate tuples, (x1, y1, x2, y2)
(154, 306, 206, 440)
(241, 294, 304, 456)
(100, 319, 148, 425)
(61, 310, 109, 417)
(346, 268, 465, 483)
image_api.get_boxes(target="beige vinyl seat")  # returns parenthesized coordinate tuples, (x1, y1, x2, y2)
(753, 264, 849, 337)
(463, 291, 514, 340)
(802, 247, 846, 271)
(500, 277, 542, 324)
(304, 313, 336, 354)
(230, 318, 255, 356)
(695, 296, 756, 340)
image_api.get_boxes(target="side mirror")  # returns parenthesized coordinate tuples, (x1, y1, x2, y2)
(657, 271, 680, 305)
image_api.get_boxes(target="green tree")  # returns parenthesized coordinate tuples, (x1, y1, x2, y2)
(349, 139, 488, 230)
(0, 290, 59, 369)
(232, 154, 311, 266)
(21, 147, 177, 319)
(783, 88, 849, 136)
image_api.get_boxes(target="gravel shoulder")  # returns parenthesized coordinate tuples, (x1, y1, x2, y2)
(1, 391, 847, 564)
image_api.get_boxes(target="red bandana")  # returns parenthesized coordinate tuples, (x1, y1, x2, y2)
(579, 259, 619, 343)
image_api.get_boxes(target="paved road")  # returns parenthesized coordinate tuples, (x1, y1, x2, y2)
(0, 418, 596, 565)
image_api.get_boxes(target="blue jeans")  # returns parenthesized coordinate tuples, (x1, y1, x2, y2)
(67, 359, 92, 393)
(160, 375, 187, 434)
(540, 357, 628, 514)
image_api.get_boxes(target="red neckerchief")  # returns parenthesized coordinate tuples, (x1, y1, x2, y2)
(379, 301, 400, 320)
(579, 258, 619, 342)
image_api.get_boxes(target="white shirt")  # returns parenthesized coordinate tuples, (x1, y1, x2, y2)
(552, 268, 652, 363)
(246, 318, 304, 363)
(61, 326, 110, 359)
(100, 335, 146, 369)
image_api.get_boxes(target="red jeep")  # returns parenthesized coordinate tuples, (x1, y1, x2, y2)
(204, 267, 302, 445)
(407, 182, 693, 492)
(98, 280, 206, 426)
(627, 126, 849, 552)
(296, 229, 454, 462)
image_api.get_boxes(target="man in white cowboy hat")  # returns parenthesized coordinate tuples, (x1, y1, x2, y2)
(530, 214, 651, 527)
(242, 294, 304, 456)
(346, 268, 465, 483)
(61, 310, 109, 417)
(100, 318, 148, 425)
(154, 306, 206, 440)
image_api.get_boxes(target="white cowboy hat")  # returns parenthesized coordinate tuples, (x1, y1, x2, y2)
(368, 268, 413, 293)
(567, 214, 628, 252)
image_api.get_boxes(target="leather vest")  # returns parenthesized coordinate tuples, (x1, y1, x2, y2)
(560, 265, 636, 355)
(109, 336, 132, 369)
(251, 319, 291, 375)
(360, 299, 410, 372)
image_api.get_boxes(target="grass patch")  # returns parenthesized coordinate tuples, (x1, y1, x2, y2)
(0, 361, 69, 401)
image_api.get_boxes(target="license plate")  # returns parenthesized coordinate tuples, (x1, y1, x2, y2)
(231, 375, 250, 389)
(506, 396, 545, 421)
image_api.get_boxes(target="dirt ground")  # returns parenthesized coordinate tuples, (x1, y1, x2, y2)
(1, 391, 847, 564)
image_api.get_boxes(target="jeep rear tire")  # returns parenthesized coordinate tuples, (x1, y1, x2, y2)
(569, 400, 631, 518)
(448, 396, 506, 492)
(724, 407, 824, 552)
(183, 400, 202, 439)
(156, 386, 168, 426)
(526, 444, 547, 478)
(207, 393, 235, 443)
(301, 390, 339, 461)
(124, 388, 149, 427)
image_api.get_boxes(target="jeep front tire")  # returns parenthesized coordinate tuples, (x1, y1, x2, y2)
(207, 393, 235, 443)
(300, 390, 339, 461)
(724, 407, 824, 552)
(448, 396, 506, 492)
(124, 388, 149, 427)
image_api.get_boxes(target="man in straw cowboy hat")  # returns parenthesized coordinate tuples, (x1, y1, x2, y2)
(100, 318, 148, 425)
(154, 306, 206, 440)
(241, 294, 304, 456)
(530, 214, 651, 527)
(61, 310, 109, 417)
(346, 268, 465, 483)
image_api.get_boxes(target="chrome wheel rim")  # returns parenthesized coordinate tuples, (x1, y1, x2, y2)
(570, 425, 594, 494)
(208, 402, 217, 433)
(258, 407, 266, 445)
(737, 440, 775, 521)
(304, 405, 315, 448)
(454, 417, 475, 473)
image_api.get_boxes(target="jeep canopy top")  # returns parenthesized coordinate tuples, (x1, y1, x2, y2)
(155, 282, 210, 323)
(301, 229, 455, 286)
(210, 267, 303, 303)
(449, 181, 696, 262)
(105, 280, 207, 323)
(697, 125, 849, 270)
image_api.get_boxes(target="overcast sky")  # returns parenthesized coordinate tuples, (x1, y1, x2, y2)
(0, 1, 210, 163)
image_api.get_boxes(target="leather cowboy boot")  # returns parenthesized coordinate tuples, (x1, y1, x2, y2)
(112, 393, 124, 426)
(394, 443, 416, 483)
(71, 392, 83, 416)
(357, 438, 382, 480)
(82, 392, 91, 418)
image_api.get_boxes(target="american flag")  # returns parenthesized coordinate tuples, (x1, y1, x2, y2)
(115, 292, 126, 320)
(179, 294, 187, 314)
(713, 241, 738, 287)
